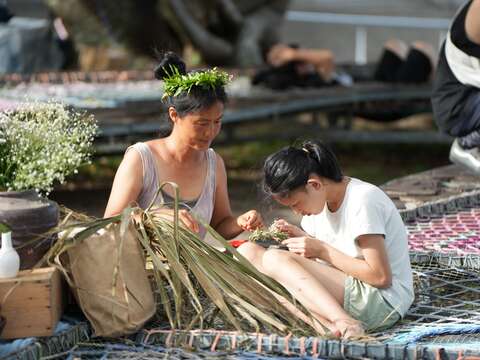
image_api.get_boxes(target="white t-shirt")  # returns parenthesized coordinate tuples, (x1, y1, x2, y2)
(301, 177, 414, 316)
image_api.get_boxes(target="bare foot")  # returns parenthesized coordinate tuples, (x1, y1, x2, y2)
(332, 318, 365, 339)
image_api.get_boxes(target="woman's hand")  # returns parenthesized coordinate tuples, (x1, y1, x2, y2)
(236, 210, 264, 231)
(281, 236, 325, 258)
(151, 207, 200, 233)
(178, 209, 200, 233)
(273, 219, 307, 237)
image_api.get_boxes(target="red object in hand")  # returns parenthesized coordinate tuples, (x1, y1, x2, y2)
(228, 239, 248, 248)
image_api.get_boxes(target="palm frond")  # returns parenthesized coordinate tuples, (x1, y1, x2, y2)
(44, 182, 321, 336)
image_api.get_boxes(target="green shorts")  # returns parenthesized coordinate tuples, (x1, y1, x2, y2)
(344, 276, 401, 332)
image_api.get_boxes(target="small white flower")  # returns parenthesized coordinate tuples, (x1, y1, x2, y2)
(0, 101, 97, 192)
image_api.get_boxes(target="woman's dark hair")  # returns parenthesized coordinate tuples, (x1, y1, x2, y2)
(154, 52, 227, 117)
(263, 140, 343, 197)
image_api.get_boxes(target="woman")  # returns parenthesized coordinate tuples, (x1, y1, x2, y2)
(238, 140, 414, 338)
(104, 52, 263, 239)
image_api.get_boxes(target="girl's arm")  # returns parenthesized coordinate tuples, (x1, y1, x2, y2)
(319, 234, 392, 288)
(210, 154, 263, 239)
(283, 234, 392, 288)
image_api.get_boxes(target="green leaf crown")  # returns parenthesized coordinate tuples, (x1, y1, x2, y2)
(161, 65, 231, 100)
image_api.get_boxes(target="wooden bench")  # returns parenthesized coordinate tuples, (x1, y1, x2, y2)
(94, 82, 449, 154)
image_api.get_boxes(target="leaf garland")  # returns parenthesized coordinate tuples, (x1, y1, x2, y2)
(161, 65, 231, 100)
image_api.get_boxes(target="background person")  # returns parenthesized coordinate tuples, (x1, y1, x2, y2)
(253, 40, 435, 90)
(374, 39, 435, 84)
(431, 0, 480, 174)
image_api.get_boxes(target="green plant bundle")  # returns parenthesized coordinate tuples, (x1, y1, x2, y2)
(42, 183, 320, 337)
(162, 66, 231, 100)
(0, 222, 11, 233)
(249, 224, 289, 243)
(0, 102, 97, 193)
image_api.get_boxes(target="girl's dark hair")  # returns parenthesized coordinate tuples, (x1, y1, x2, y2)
(154, 52, 227, 117)
(263, 140, 343, 197)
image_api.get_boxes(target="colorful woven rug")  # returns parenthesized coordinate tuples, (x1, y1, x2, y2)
(407, 208, 480, 255)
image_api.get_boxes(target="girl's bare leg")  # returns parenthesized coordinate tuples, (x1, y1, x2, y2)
(261, 249, 349, 318)
(237, 241, 267, 271)
(238, 243, 364, 337)
(238, 242, 334, 334)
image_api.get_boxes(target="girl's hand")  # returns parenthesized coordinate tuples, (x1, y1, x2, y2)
(273, 219, 307, 237)
(281, 236, 324, 258)
(237, 210, 264, 231)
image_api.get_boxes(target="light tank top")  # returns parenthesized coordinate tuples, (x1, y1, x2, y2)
(126, 142, 216, 239)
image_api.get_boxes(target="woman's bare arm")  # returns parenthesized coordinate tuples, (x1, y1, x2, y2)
(209, 154, 244, 239)
(104, 150, 143, 217)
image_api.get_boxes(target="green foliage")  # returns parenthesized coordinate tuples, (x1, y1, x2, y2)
(162, 66, 231, 100)
(0, 134, 16, 192)
(0, 222, 11, 233)
(0, 102, 97, 193)
(249, 224, 289, 243)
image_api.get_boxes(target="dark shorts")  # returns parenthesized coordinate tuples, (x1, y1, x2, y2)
(374, 48, 432, 84)
(431, 43, 480, 137)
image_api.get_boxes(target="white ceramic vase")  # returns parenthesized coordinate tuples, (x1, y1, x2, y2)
(0, 231, 20, 278)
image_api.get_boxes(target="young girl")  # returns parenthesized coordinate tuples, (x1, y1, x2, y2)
(104, 52, 263, 239)
(238, 140, 414, 338)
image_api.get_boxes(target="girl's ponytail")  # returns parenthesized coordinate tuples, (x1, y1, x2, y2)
(263, 140, 342, 197)
(301, 140, 343, 182)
